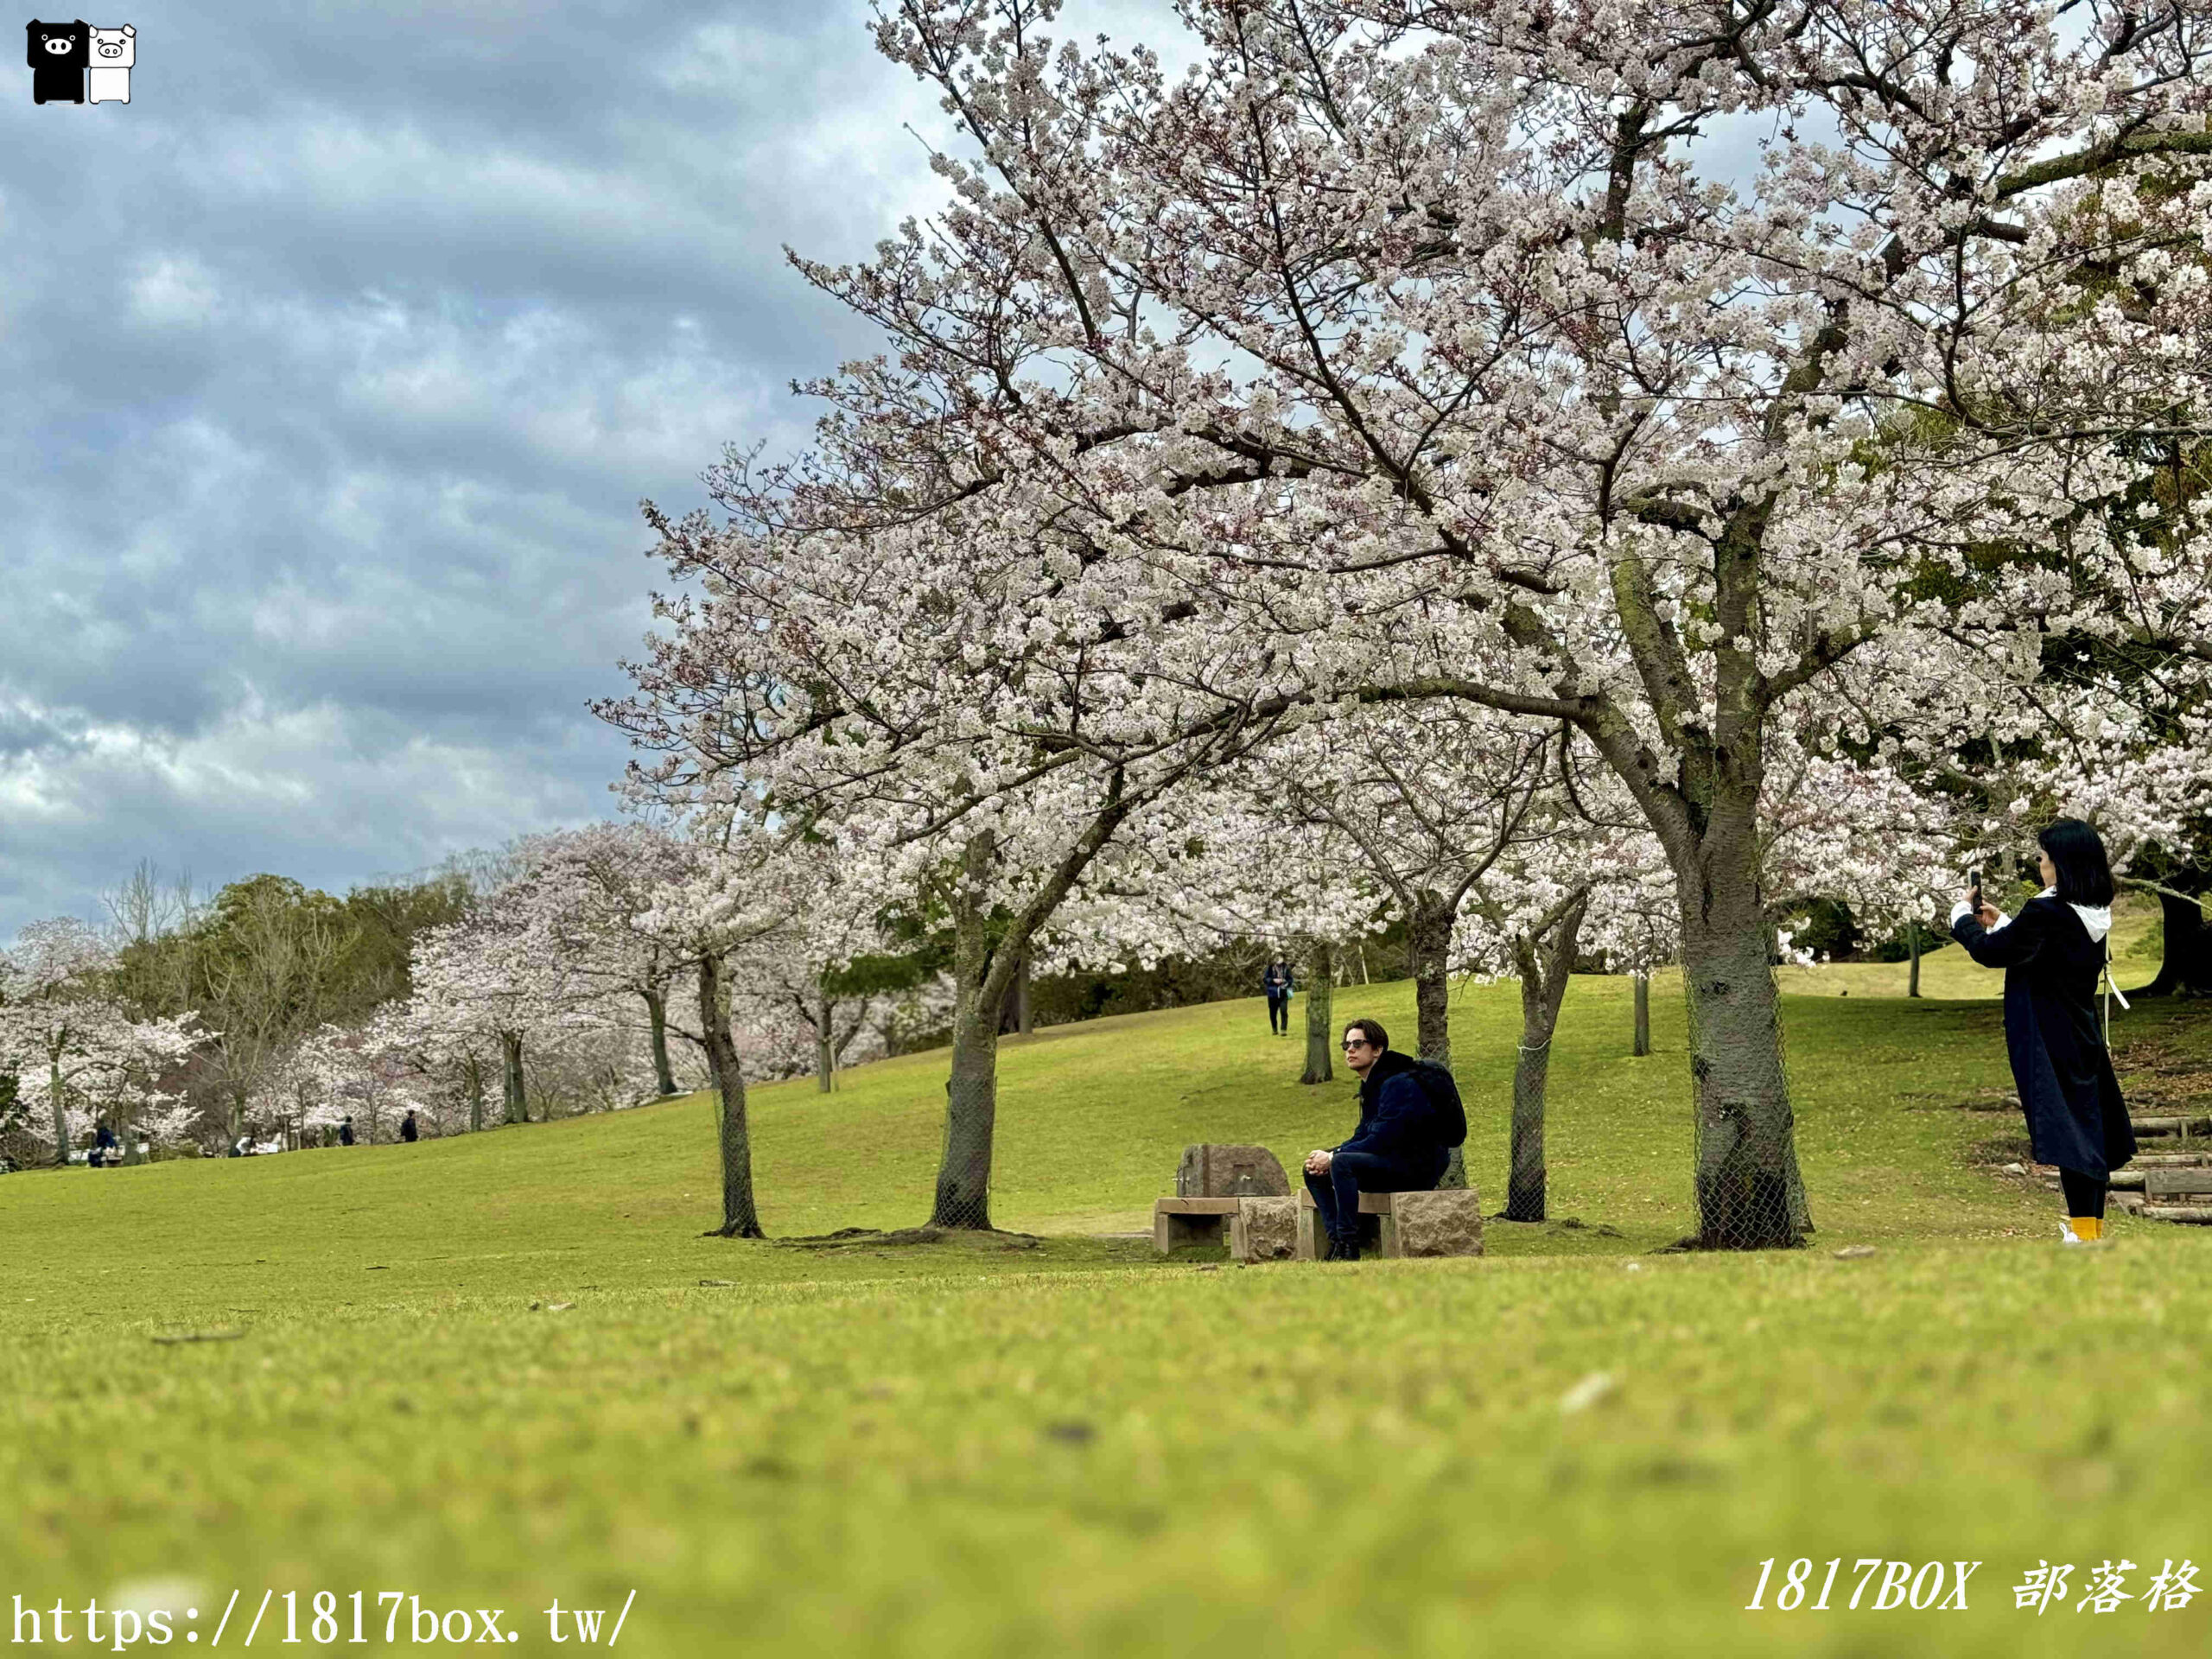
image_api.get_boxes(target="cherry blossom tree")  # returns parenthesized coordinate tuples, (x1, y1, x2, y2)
(632, 813, 809, 1238)
(0, 918, 201, 1165)
(405, 903, 597, 1128)
(376, 831, 689, 1133)
(500, 821, 946, 1099)
(493, 823, 698, 1100)
(1449, 803, 1631, 1219)
(248, 1029, 346, 1146)
(678, 0, 2212, 1245)
(748, 902, 933, 1092)
(375, 1007, 502, 1133)
(618, 823, 940, 1094)
(278, 1019, 435, 1144)
(602, 506, 1299, 1232)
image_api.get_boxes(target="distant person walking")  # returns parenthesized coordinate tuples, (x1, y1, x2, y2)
(1263, 958, 1294, 1035)
(1950, 818, 2136, 1244)
(339, 1116, 356, 1147)
(399, 1109, 419, 1144)
(91, 1122, 118, 1168)
(1301, 1019, 1462, 1261)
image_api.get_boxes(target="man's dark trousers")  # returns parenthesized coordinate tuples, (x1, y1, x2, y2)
(1306, 1149, 1446, 1249)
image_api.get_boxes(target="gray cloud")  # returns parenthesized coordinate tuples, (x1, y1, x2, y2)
(0, 0, 1004, 937)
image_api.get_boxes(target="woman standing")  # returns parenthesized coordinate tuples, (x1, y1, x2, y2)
(1949, 819, 2135, 1243)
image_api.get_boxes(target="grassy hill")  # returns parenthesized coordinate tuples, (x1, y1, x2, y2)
(5, 922, 2211, 1658)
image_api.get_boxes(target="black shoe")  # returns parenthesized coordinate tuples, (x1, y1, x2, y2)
(1329, 1235, 1361, 1262)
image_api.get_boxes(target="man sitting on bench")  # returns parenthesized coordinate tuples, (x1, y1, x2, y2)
(1302, 1018, 1453, 1261)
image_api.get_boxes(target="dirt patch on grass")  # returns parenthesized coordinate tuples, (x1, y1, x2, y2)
(1954, 1091, 2020, 1114)
(2117, 1037, 2212, 1116)
(772, 1226, 1042, 1253)
(1966, 1130, 2037, 1167)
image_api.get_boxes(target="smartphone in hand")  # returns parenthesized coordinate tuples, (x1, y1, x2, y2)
(1967, 867, 1982, 912)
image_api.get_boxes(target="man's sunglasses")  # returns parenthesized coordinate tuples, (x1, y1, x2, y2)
(1340, 1039, 1370, 1051)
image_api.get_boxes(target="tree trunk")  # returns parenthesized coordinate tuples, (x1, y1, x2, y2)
(1407, 890, 1454, 1073)
(931, 859, 1002, 1230)
(1506, 1027, 1551, 1222)
(644, 987, 678, 1095)
(2134, 886, 2212, 998)
(1632, 971, 1652, 1056)
(1907, 924, 1922, 999)
(48, 1052, 68, 1168)
(1299, 940, 1336, 1085)
(465, 1052, 485, 1133)
(697, 950, 762, 1238)
(1505, 896, 1588, 1223)
(923, 791, 1136, 1229)
(1676, 823, 1808, 1249)
(1402, 904, 1469, 1188)
(993, 948, 1037, 1037)
(816, 988, 836, 1094)
(501, 1031, 526, 1125)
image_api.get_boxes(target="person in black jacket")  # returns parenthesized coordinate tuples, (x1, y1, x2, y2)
(399, 1109, 419, 1143)
(1949, 818, 2135, 1243)
(1301, 1018, 1452, 1260)
(1262, 959, 1295, 1035)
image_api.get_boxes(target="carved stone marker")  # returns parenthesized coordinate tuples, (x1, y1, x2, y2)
(1229, 1197, 1298, 1262)
(1176, 1143, 1290, 1198)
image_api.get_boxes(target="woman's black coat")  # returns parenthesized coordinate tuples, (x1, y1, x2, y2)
(1952, 896, 2135, 1178)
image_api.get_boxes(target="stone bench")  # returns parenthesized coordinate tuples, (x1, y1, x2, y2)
(1153, 1196, 1244, 1252)
(1294, 1185, 1484, 1260)
(1230, 1196, 1298, 1261)
(1152, 1196, 1303, 1260)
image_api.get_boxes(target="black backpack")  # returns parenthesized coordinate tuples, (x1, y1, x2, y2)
(1408, 1059, 1467, 1147)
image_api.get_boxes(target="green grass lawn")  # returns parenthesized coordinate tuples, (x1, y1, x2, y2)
(6, 925, 2211, 1657)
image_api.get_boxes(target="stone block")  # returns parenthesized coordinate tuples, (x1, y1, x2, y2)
(1153, 1198, 1237, 1254)
(1230, 1196, 1299, 1262)
(1382, 1187, 1484, 1258)
(1176, 1143, 1291, 1198)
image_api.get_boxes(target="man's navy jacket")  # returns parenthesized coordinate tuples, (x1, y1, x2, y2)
(1334, 1047, 1449, 1173)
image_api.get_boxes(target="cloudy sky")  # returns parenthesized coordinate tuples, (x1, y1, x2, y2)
(0, 0, 1162, 941)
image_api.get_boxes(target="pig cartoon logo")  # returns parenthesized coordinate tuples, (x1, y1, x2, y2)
(26, 19, 88, 105)
(86, 22, 130, 104)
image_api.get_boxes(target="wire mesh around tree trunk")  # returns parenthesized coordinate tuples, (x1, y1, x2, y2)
(931, 1185, 995, 1230)
(928, 1067, 999, 1230)
(1682, 963, 1812, 1249)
